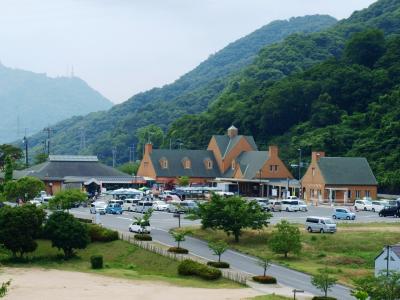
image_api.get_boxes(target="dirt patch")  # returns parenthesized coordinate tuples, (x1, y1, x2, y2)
(0, 268, 261, 300)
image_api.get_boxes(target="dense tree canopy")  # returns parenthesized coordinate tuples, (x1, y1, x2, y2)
(3, 177, 45, 202)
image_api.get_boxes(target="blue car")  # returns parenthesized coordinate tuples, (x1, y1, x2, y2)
(332, 208, 355, 220)
(106, 203, 123, 215)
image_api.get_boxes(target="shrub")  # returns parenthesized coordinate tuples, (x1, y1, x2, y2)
(87, 224, 118, 242)
(312, 297, 337, 300)
(207, 261, 230, 268)
(168, 247, 189, 254)
(178, 259, 221, 280)
(252, 275, 277, 284)
(90, 255, 103, 269)
(134, 234, 152, 241)
(77, 218, 92, 224)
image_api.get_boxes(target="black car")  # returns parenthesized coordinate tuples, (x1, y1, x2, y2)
(379, 206, 400, 217)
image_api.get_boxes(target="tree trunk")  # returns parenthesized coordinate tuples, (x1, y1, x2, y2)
(218, 254, 221, 262)
(234, 233, 239, 243)
(284, 252, 288, 258)
(177, 241, 180, 248)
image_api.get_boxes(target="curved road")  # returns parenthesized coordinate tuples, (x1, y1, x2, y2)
(71, 208, 354, 299)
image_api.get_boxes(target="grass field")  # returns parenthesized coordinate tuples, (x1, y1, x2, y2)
(180, 222, 400, 285)
(249, 295, 292, 300)
(0, 239, 239, 288)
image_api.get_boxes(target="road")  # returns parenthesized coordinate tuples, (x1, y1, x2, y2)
(70, 206, 365, 299)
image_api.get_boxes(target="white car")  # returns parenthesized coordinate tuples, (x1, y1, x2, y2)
(297, 200, 308, 212)
(152, 200, 169, 211)
(281, 200, 301, 212)
(354, 200, 373, 211)
(129, 221, 151, 234)
(371, 200, 388, 212)
(90, 202, 107, 214)
(29, 200, 42, 207)
(122, 199, 139, 211)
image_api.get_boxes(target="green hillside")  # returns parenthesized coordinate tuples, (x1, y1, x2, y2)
(0, 64, 112, 143)
(26, 15, 337, 162)
(168, 0, 400, 192)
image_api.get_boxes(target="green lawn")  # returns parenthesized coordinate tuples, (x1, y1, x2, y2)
(180, 223, 400, 286)
(0, 239, 239, 288)
(248, 295, 292, 300)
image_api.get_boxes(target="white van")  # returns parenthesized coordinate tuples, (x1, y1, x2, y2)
(90, 201, 107, 214)
(122, 198, 140, 211)
(305, 217, 336, 233)
(134, 201, 153, 213)
(281, 200, 300, 212)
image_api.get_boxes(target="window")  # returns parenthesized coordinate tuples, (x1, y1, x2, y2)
(160, 158, 168, 169)
(365, 190, 371, 197)
(274, 165, 278, 172)
(269, 165, 273, 172)
(205, 159, 213, 170)
(347, 190, 351, 198)
(312, 168, 315, 176)
(182, 158, 191, 169)
(269, 165, 278, 172)
(355, 190, 361, 199)
(231, 160, 236, 170)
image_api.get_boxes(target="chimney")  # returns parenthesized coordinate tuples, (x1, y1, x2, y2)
(144, 143, 153, 155)
(311, 151, 325, 162)
(227, 125, 238, 138)
(269, 145, 278, 158)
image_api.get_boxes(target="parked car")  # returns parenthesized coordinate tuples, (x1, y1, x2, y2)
(354, 199, 373, 211)
(109, 199, 124, 206)
(90, 202, 107, 214)
(134, 201, 153, 213)
(305, 217, 337, 233)
(129, 220, 151, 234)
(371, 200, 388, 212)
(297, 200, 308, 212)
(106, 203, 123, 214)
(152, 200, 169, 211)
(332, 208, 355, 220)
(122, 199, 139, 211)
(180, 200, 198, 213)
(281, 200, 300, 212)
(269, 200, 282, 212)
(378, 206, 400, 218)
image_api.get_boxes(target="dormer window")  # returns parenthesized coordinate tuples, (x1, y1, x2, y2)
(182, 157, 191, 169)
(204, 158, 213, 170)
(160, 157, 168, 169)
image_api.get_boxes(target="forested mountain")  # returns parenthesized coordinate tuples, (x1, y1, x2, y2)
(168, 0, 400, 192)
(26, 15, 337, 162)
(0, 63, 112, 143)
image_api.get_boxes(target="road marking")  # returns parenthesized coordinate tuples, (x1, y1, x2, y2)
(117, 217, 131, 220)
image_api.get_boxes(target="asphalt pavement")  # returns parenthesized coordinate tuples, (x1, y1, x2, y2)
(68, 205, 389, 300)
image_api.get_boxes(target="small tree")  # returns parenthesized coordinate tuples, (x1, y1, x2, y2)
(170, 231, 186, 249)
(178, 176, 190, 187)
(133, 209, 153, 234)
(258, 257, 271, 277)
(49, 189, 87, 211)
(44, 211, 89, 259)
(311, 266, 338, 298)
(3, 176, 45, 202)
(208, 241, 228, 262)
(353, 271, 400, 300)
(3, 156, 13, 183)
(0, 204, 46, 257)
(198, 194, 271, 242)
(269, 220, 301, 258)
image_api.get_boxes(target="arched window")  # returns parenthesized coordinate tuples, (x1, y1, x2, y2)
(204, 158, 213, 170)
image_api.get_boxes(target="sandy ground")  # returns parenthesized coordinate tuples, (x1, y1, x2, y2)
(0, 268, 262, 300)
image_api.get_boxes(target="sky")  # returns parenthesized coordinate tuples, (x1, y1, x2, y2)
(0, 0, 377, 104)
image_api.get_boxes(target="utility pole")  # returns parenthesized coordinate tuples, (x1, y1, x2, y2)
(43, 127, 53, 155)
(112, 147, 117, 168)
(298, 148, 302, 199)
(22, 133, 28, 168)
(387, 245, 390, 277)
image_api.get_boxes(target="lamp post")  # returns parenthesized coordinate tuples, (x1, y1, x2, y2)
(292, 289, 304, 300)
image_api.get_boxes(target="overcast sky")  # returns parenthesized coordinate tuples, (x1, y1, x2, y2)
(0, 0, 377, 104)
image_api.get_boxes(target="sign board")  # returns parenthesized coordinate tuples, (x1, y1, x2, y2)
(272, 189, 277, 197)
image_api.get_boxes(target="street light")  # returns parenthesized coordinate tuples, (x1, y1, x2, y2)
(292, 289, 304, 300)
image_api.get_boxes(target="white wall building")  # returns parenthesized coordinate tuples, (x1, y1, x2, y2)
(375, 245, 400, 276)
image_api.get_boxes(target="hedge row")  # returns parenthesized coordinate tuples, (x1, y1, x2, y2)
(252, 275, 277, 284)
(87, 224, 119, 242)
(134, 234, 152, 241)
(207, 261, 230, 268)
(168, 247, 189, 254)
(90, 255, 103, 269)
(312, 297, 337, 300)
(178, 259, 222, 280)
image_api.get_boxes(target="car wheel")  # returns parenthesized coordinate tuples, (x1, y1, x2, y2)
(286, 208, 289, 212)
(307, 227, 312, 233)
(346, 216, 350, 220)
(332, 215, 337, 219)
(128, 207, 131, 212)
(320, 228, 324, 234)
(364, 207, 367, 211)
(372, 208, 375, 212)
(379, 213, 383, 217)
(129, 228, 132, 232)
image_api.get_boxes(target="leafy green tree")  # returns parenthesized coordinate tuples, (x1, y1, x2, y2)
(3, 156, 13, 183)
(353, 272, 400, 300)
(3, 176, 45, 202)
(198, 194, 271, 242)
(208, 241, 228, 262)
(0, 144, 22, 170)
(345, 29, 385, 68)
(133, 209, 153, 234)
(44, 211, 90, 259)
(0, 204, 46, 257)
(269, 220, 301, 258)
(118, 161, 140, 175)
(311, 266, 338, 298)
(170, 231, 187, 249)
(33, 153, 48, 165)
(49, 189, 87, 211)
(178, 176, 190, 187)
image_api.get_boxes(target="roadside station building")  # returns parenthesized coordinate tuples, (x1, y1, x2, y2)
(301, 151, 378, 205)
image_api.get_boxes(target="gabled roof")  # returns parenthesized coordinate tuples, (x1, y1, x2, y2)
(375, 245, 400, 260)
(318, 157, 377, 185)
(224, 151, 269, 179)
(49, 155, 98, 162)
(149, 149, 221, 178)
(212, 135, 258, 158)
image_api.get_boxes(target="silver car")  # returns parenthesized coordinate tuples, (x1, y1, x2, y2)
(305, 216, 336, 233)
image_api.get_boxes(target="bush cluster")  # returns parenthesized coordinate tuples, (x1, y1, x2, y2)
(178, 259, 222, 280)
(312, 297, 337, 300)
(90, 255, 103, 269)
(77, 218, 93, 224)
(87, 224, 118, 242)
(134, 234, 152, 241)
(207, 261, 230, 268)
(252, 275, 277, 284)
(168, 247, 189, 254)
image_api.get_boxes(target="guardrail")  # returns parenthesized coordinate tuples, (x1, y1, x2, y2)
(118, 232, 250, 285)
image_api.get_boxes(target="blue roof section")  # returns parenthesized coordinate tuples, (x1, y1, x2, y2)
(212, 135, 258, 158)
